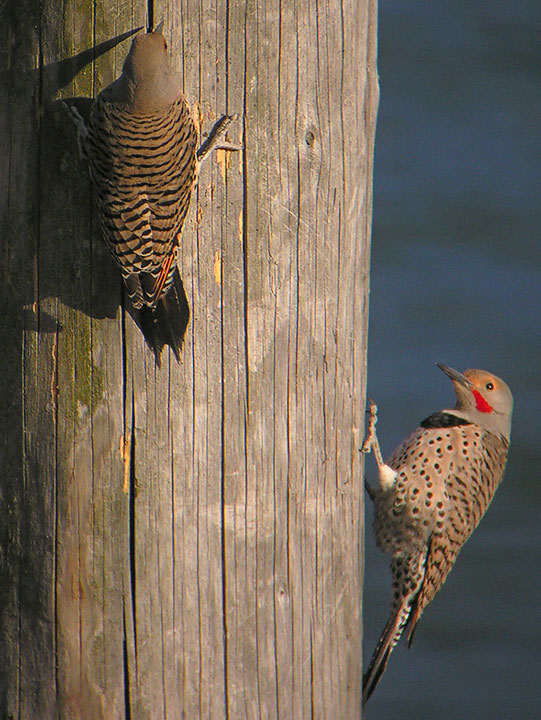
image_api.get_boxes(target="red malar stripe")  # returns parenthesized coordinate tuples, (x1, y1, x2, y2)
(472, 389, 493, 413)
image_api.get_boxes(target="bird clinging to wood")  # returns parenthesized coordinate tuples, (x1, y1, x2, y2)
(67, 24, 238, 361)
(361, 363, 513, 705)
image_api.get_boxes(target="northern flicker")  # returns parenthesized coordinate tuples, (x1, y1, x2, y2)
(361, 363, 513, 704)
(66, 24, 238, 360)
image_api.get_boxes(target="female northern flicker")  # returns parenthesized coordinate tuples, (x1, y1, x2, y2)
(68, 25, 237, 360)
(361, 363, 513, 704)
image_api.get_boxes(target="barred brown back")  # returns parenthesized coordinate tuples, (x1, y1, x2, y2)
(87, 94, 197, 309)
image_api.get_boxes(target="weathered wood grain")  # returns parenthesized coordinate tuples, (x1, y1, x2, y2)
(1, 0, 378, 717)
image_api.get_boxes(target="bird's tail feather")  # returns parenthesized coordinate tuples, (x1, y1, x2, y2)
(362, 600, 411, 706)
(138, 268, 189, 363)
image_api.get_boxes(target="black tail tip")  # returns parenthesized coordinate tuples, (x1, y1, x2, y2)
(137, 271, 189, 364)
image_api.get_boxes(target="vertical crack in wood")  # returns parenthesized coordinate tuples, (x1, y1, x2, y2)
(310, 627, 315, 718)
(241, 2, 250, 413)
(128, 398, 138, 665)
(122, 608, 132, 720)
(147, 0, 154, 33)
(52, 328, 59, 707)
(220, 342, 229, 720)
(35, 1, 43, 332)
(221, 4, 231, 716)
(339, 0, 347, 214)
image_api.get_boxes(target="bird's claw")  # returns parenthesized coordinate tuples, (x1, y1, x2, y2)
(196, 113, 241, 163)
(361, 398, 385, 468)
(62, 101, 88, 160)
(361, 399, 379, 454)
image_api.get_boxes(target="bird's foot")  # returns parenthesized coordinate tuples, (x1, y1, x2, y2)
(361, 399, 396, 491)
(62, 102, 88, 160)
(196, 113, 242, 162)
(361, 399, 384, 464)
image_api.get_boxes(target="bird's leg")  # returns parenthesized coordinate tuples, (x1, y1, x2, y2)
(361, 400, 385, 465)
(361, 400, 397, 492)
(62, 102, 88, 160)
(196, 114, 242, 163)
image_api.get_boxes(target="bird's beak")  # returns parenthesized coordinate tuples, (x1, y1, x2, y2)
(436, 363, 472, 389)
(152, 21, 164, 34)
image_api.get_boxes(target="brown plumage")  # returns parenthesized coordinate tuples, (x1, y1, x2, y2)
(66, 26, 239, 360)
(361, 364, 513, 704)
(88, 93, 196, 308)
(84, 26, 197, 359)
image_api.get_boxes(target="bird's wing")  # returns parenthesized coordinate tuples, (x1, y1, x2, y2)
(406, 430, 509, 644)
(88, 94, 197, 308)
(405, 526, 462, 645)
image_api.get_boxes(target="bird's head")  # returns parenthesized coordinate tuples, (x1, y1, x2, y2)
(437, 363, 513, 441)
(121, 24, 178, 111)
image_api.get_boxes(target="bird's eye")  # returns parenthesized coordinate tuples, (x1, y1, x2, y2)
(163, 39, 168, 49)
(485, 382, 494, 391)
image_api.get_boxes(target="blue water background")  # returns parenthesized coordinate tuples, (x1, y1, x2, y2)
(363, 2, 541, 717)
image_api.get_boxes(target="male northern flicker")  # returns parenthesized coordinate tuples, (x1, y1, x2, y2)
(361, 363, 513, 705)
(67, 24, 237, 360)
